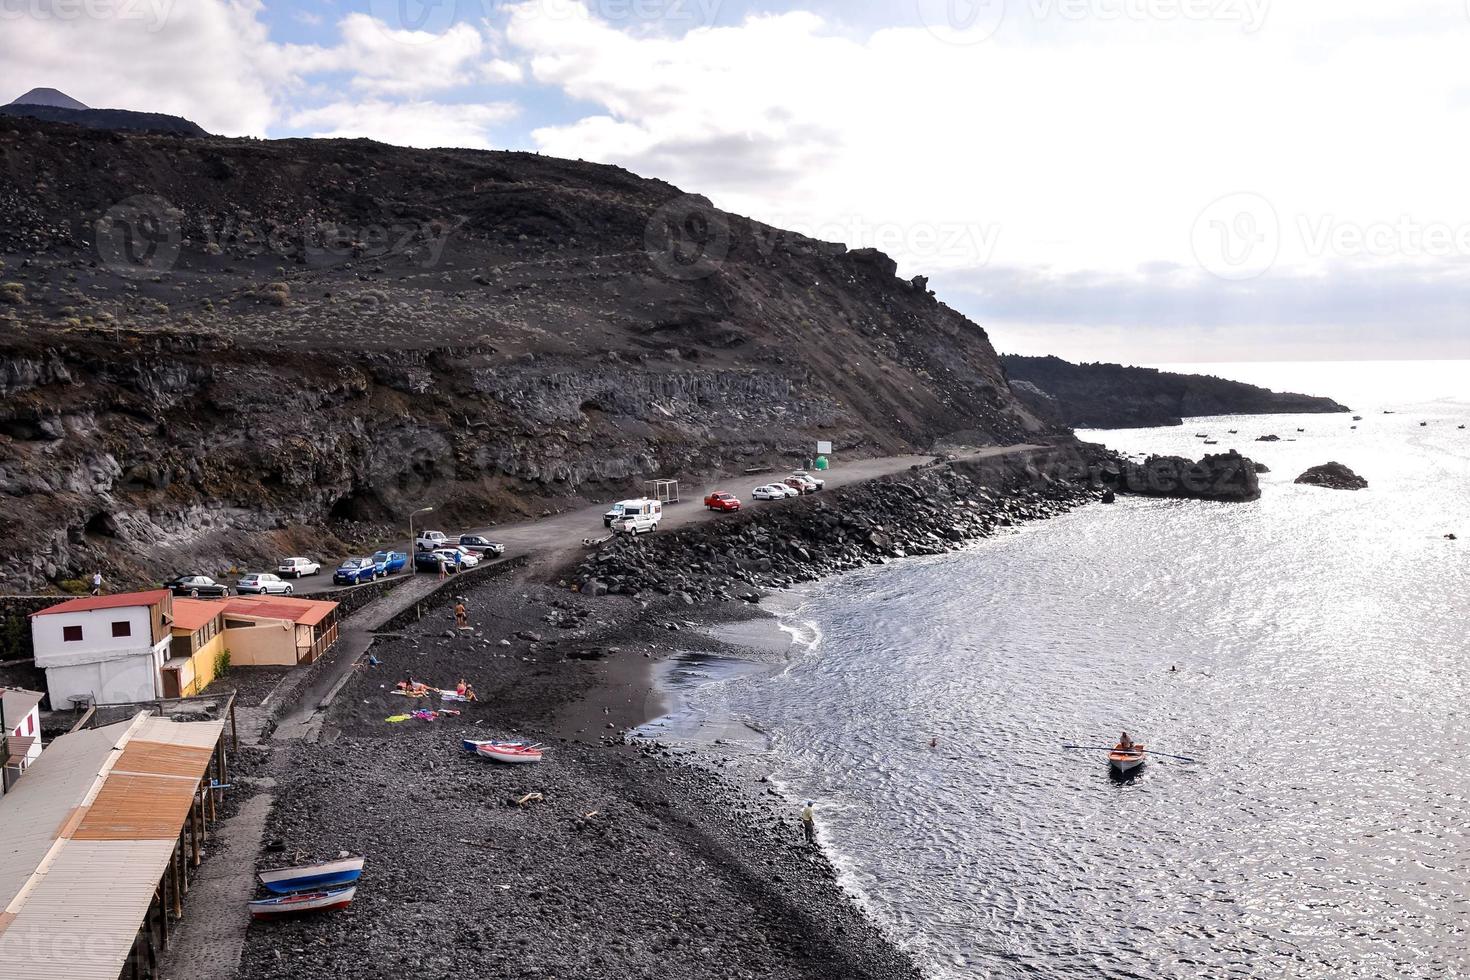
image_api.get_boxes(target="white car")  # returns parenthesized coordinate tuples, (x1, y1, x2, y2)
(237, 573, 294, 595)
(434, 547, 480, 568)
(277, 557, 321, 578)
(791, 471, 826, 490)
(753, 484, 796, 500)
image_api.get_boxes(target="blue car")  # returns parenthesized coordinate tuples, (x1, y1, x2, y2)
(372, 550, 407, 575)
(333, 558, 378, 586)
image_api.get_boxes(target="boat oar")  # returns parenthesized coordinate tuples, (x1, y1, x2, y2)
(1062, 745, 1198, 763)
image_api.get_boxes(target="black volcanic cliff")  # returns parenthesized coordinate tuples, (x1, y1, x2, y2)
(1001, 355, 1348, 429)
(0, 116, 1061, 590)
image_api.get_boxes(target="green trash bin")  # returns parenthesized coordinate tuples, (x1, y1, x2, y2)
(815, 456, 829, 471)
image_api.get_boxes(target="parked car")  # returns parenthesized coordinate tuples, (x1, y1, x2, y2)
(792, 471, 826, 490)
(372, 550, 408, 575)
(752, 484, 795, 501)
(459, 535, 506, 556)
(236, 573, 293, 596)
(704, 491, 742, 512)
(432, 548, 475, 571)
(333, 558, 378, 586)
(414, 549, 449, 572)
(277, 557, 321, 578)
(165, 575, 230, 598)
(415, 530, 449, 552)
(784, 476, 818, 494)
(447, 547, 481, 567)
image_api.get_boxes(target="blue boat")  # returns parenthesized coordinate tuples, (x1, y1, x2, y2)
(259, 857, 365, 895)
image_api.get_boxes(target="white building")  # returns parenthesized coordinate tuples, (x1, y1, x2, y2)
(29, 590, 175, 707)
(1, 686, 45, 790)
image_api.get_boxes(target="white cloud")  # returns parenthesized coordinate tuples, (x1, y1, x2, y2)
(295, 14, 491, 96)
(288, 98, 518, 148)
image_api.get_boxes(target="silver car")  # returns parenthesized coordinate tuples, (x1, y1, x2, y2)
(237, 573, 294, 595)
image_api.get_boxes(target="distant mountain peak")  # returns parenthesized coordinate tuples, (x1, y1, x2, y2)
(9, 88, 90, 110)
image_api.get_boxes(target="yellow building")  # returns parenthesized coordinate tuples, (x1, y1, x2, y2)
(163, 600, 227, 698)
(164, 596, 342, 698)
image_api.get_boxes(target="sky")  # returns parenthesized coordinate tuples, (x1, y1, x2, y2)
(3, 0, 1469, 363)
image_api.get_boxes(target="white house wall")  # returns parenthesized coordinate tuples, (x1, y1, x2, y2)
(39, 638, 168, 707)
(31, 607, 155, 669)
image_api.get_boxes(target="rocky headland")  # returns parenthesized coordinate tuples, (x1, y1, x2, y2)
(1003, 354, 1348, 429)
(571, 448, 1109, 604)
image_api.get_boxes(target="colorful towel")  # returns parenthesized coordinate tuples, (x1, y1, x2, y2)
(386, 715, 412, 723)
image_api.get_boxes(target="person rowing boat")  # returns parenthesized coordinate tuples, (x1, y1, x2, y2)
(1109, 732, 1146, 775)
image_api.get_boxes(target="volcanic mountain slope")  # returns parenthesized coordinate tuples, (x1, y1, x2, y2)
(0, 116, 1062, 590)
(1002, 355, 1349, 429)
(2, 88, 209, 137)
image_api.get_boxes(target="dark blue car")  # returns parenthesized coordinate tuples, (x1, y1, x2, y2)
(372, 550, 407, 575)
(333, 558, 378, 585)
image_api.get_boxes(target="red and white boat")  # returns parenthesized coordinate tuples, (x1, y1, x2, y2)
(475, 741, 543, 764)
(248, 886, 357, 920)
(1108, 746, 1146, 775)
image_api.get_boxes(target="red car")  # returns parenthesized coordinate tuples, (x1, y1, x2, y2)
(704, 492, 742, 512)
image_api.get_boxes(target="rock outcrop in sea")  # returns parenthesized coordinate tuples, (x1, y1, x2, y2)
(1295, 462, 1368, 491)
(1104, 451, 1262, 502)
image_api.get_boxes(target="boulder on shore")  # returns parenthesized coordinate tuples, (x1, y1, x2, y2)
(1295, 462, 1368, 491)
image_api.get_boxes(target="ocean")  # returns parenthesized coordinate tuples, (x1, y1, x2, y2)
(655, 361, 1470, 979)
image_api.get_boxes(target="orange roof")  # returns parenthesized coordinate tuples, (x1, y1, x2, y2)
(30, 589, 170, 617)
(221, 595, 337, 627)
(169, 598, 224, 632)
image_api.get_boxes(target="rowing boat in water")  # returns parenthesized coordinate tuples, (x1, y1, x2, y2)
(249, 886, 357, 920)
(1108, 747, 1146, 775)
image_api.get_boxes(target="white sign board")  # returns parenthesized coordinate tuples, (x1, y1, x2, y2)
(816, 441, 833, 455)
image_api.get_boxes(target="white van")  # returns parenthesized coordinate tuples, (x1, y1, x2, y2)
(604, 498, 660, 528)
(609, 499, 663, 535)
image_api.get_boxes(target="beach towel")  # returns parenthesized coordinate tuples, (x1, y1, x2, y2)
(386, 715, 412, 723)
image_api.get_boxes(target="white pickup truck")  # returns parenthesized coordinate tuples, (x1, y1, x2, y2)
(415, 530, 449, 551)
(609, 499, 663, 535)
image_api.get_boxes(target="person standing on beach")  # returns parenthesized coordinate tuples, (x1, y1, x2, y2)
(454, 599, 469, 628)
(90, 570, 103, 596)
(801, 801, 817, 845)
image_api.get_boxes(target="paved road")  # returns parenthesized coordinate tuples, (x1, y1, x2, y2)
(277, 446, 1042, 594)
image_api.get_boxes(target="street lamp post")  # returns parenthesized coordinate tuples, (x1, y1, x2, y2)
(409, 506, 434, 575)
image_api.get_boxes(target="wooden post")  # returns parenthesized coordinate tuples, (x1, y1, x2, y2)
(190, 791, 203, 867)
(172, 839, 185, 912)
(158, 876, 170, 949)
(229, 697, 239, 752)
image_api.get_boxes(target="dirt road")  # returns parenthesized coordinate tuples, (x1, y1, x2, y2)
(289, 445, 1043, 594)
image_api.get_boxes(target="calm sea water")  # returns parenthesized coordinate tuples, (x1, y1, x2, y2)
(675, 361, 1470, 979)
